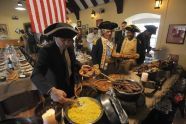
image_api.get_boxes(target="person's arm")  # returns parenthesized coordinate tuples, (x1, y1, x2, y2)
(31, 48, 53, 94)
(112, 43, 122, 57)
(31, 48, 70, 104)
(48, 87, 75, 104)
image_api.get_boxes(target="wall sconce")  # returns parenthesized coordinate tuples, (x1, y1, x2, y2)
(15, 0, 26, 11)
(154, 0, 163, 9)
(99, 8, 105, 14)
(91, 10, 96, 19)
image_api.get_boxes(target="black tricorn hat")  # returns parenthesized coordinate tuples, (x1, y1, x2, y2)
(145, 25, 157, 34)
(125, 25, 140, 33)
(44, 23, 78, 38)
(98, 21, 118, 30)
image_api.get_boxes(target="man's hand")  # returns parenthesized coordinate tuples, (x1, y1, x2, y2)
(93, 64, 101, 75)
(112, 53, 121, 58)
(50, 87, 68, 104)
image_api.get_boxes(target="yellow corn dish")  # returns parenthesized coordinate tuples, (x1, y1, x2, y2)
(67, 97, 102, 124)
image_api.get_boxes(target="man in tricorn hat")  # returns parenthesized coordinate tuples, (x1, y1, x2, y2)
(91, 21, 118, 69)
(136, 25, 157, 64)
(112, 24, 140, 60)
(112, 25, 140, 72)
(31, 23, 79, 104)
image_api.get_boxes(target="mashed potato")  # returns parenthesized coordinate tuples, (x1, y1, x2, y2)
(67, 97, 102, 124)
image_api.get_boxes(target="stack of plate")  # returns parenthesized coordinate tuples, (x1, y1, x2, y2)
(20, 63, 33, 76)
(76, 53, 92, 64)
(0, 60, 6, 72)
(19, 57, 26, 62)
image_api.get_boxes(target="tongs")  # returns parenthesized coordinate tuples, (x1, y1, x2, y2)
(100, 72, 115, 82)
(108, 88, 129, 124)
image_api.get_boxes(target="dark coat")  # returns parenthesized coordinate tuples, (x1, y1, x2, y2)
(31, 42, 78, 97)
(114, 30, 125, 53)
(136, 32, 151, 65)
(91, 38, 103, 66)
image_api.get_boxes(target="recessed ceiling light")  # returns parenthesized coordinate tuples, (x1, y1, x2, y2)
(15, 7, 26, 11)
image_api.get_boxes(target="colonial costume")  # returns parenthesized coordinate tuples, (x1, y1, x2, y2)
(137, 25, 157, 64)
(91, 21, 118, 69)
(112, 25, 140, 73)
(113, 25, 140, 59)
(120, 37, 137, 55)
(31, 23, 78, 97)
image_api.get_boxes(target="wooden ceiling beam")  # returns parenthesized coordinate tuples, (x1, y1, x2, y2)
(80, 0, 88, 9)
(114, 0, 124, 14)
(90, 0, 98, 6)
(67, 0, 80, 20)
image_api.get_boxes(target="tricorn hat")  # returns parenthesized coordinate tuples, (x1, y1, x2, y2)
(145, 25, 157, 34)
(98, 21, 118, 30)
(125, 25, 140, 33)
(44, 23, 78, 38)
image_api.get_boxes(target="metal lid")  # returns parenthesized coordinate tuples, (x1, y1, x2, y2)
(100, 93, 128, 124)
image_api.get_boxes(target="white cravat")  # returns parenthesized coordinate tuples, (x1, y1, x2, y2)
(101, 37, 113, 58)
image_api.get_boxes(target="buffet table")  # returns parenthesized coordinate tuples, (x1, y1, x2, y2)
(0, 45, 182, 123)
(0, 47, 36, 102)
(4, 72, 178, 123)
(79, 72, 180, 124)
(128, 74, 179, 124)
(0, 47, 39, 120)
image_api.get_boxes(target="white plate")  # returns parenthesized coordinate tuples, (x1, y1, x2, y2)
(0, 67, 6, 72)
(19, 74, 26, 78)
(21, 65, 32, 69)
(25, 67, 33, 72)
(19, 58, 26, 62)
(20, 62, 30, 67)
(24, 71, 32, 75)
(0, 62, 5, 66)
